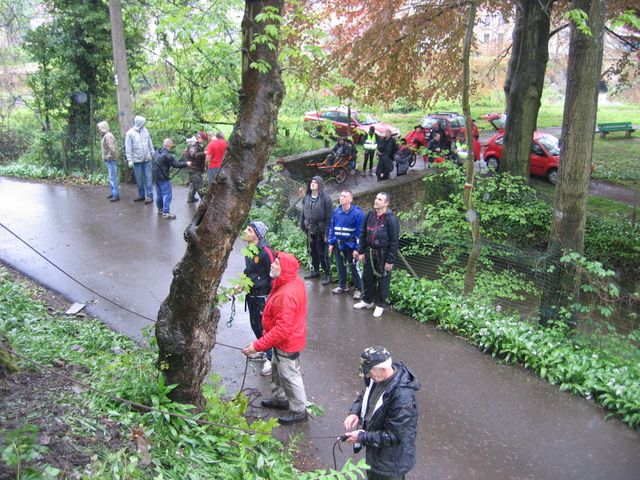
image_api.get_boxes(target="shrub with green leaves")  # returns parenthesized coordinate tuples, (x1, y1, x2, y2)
(388, 271, 640, 429)
(0, 269, 368, 479)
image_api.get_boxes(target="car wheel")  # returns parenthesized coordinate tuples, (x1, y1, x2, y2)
(486, 156, 500, 171)
(547, 168, 558, 185)
(309, 126, 321, 139)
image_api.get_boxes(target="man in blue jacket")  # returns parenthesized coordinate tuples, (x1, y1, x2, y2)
(343, 346, 420, 480)
(328, 190, 364, 299)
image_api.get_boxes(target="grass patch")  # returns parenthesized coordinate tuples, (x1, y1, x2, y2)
(0, 268, 367, 479)
(591, 136, 640, 188)
(532, 180, 637, 217)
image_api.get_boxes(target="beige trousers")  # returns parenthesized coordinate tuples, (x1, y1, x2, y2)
(271, 349, 307, 413)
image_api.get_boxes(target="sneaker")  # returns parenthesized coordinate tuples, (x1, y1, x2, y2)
(361, 171, 366, 177)
(278, 410, 308, 425)
(304, 271, 320, 280)
(162, 212, 177, 219)
(187, 198, 198, 203)
(373, 306, 384, 318)
(107, 194, 113, 199)
(353, 290, 362, 300)
(321, 275, 331, 285)
(260, 360, 272, 376)
(332, 286, 346, 294)
(157, 210, 164, 216)
(354, 301, 374, 310)
(144, 197, 153, 204)
(110, 196, 120, 202)
(248, 351, 267, 361)
(134, 197, 145, 202)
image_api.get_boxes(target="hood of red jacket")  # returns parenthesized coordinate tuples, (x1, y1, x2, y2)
(272, 252, 299, 289)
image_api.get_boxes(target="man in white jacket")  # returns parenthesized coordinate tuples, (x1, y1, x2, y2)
(125, 115, 154, 204)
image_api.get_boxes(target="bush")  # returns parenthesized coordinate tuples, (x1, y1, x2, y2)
(389, 271, 640, 429)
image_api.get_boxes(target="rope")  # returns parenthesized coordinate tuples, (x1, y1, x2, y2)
(0, 221, 157, 324)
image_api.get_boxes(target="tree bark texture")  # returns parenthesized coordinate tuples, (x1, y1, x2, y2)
(461, 1, 480, 296)
(502, 0, 553, 178)
(541, 0, 606, 325)
(155, 0, 285, 407)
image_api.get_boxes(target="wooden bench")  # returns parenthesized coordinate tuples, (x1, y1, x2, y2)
(597, 122, 635, 138)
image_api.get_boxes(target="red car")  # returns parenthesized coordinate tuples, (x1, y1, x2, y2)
(483, 130, 561, 184)
(303, 107, 400, 143)
(418, 112, 480, 142)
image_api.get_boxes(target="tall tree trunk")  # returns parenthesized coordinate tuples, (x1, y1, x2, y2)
(502, 0, 553, 178)
(462, 1, 480, 296)
(540, 0, 606, 325)
(155, 0, 285, 407)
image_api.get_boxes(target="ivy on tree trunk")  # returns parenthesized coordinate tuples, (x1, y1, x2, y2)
(502, 0, 553, 178)
(155, 0, 285, 407)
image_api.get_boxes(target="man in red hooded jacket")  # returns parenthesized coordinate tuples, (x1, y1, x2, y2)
(243, 252, 309, 425)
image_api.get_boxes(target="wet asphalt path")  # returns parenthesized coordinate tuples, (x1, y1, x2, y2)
(1, 177, 639, 480)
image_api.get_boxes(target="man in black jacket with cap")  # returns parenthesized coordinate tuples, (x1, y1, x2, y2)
(343, 346, 420, 480)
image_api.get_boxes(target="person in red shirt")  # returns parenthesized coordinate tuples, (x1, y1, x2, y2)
(206, 132, 228, 185)
(242, 252, 309, 425)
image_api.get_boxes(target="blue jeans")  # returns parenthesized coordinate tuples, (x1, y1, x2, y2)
(133, 161, 153, 199)
(334, 247, 363, 291)
(105, 160, 119, 197)
(207, 167, 219, 185)
(155, 180, 172, 214)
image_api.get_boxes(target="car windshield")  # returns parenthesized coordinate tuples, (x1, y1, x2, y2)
(537, 134, 560, 155)
(491, 114, 507, 130)
(353, 112, 378, 125)
(419, 117, 438, 128)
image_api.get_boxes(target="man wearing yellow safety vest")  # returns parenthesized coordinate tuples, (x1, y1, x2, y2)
(362, 126, 378, 177)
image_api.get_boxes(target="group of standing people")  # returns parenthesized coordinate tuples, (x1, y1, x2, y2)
(298, 176, 400, 319)
(97, 115, 228, 219)
(238, 196, 417, 479)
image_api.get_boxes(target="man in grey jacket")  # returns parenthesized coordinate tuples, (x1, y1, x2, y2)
(125, 115, 154, 204)
(97, 120, 120, 202)
(299, 176, 333, 285)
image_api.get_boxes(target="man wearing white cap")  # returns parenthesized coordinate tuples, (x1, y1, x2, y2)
(343, 346, 420, 480)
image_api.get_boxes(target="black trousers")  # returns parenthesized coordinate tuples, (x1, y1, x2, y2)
(308, 231, 330, 274)
(246, 294, 272, 360)
(362, 253, 392, 307)
(363, 150, 375, 172)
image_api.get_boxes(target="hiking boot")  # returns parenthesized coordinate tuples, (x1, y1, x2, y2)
(353, 290, 362, 300)
(260, 398, 290, 410)
(107, 194, 113, 199)
(321, 275, 331, 285)
(144, 197, 153, 204)
(373, 306, 384, 318)
(162, 212, 176, 219)
(260, 360, 272, 376)
(332, 286, 346, 294)
(304, 271, 320, 280)
(278, 410, 308, 425)
(354, 301, 374, 310)
(110, 196, 120, 202)
(134, 197, 145, 202)
(157, 210, 164, 216)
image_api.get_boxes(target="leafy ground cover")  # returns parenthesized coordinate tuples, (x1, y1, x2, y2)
(0, 267, 367, 479)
